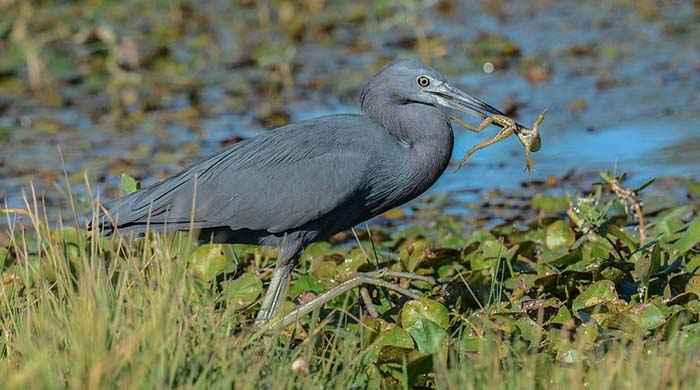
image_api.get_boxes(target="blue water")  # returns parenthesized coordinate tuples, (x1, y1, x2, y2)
(2, 0, 700, 217)
(437, 116, 700, 195)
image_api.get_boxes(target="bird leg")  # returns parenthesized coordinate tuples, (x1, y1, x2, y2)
(255, 242, 302, 324)
(265, 269, 432, 330)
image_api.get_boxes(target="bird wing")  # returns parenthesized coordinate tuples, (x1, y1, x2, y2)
(103, 116, 375, 234)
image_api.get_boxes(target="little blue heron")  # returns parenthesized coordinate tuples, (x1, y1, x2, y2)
(98, 59, 509, 325)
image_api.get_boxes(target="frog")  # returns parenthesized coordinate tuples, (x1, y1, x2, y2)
(453, 110, 546, 172)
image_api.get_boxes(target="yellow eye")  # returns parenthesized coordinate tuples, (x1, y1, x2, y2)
(417, 75, 431, 88)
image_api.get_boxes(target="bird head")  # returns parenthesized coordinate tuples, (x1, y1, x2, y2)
(360, 59, 505, 120)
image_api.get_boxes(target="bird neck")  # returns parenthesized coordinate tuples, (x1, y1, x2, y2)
(364, 101, 454, 194)
(363, 98, 451, 144)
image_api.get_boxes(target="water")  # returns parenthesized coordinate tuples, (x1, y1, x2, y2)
(442, 114, 700, 187)
(1, 1, 699, 219)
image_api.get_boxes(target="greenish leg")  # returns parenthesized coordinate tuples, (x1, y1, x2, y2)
(255, 242, 302, 324)
(265, 270, 433, 330)
(457, 126, 516, 169)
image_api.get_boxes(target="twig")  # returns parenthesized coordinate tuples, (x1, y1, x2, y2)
(604, 175, 647, 244)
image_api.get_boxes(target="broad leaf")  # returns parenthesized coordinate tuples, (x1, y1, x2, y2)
(407, 318, 448, 354)
(572, 280, 618, 313)
(222, 272, 263, 310)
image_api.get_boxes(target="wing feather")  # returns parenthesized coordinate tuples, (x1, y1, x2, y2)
(101, 115, 375, 234)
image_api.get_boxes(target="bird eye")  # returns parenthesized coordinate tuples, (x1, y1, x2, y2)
(416, 75, 431, 88)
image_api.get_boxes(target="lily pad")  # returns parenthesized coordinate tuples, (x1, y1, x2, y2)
(222, 272, 263, 310)
(685, 255, 700, 273)
(634, 303, 668, 330)
(120, 173, 140, 195)
(301, 242, 333, 264)
(685, 276, 700, 296)
(572, 280, 618, 313)
(545, 221, 575, 251)
(190, 244, 233, 281)
(400, 298, 450, 330)
(311, 259, 337, 281)
(289, 274, 328, 298)
(515, 317, 543, 344)
(461, 328, 482, 352)
(406, 318, 448, 354)
(634, 244, 661, 285)
(671, 218, 700, 256)
(336, 248, 370, 277)
(551, 306, 573, 325)
(532, 194, 569, 214)
(653, 206, 691, 242)
(375, 326, 415, 351)
(399, 238, 430, 272)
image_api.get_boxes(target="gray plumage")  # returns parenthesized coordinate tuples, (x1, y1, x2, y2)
(97, 59, 505, 322)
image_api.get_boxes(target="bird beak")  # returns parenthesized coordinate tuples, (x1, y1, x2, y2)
(428, 81, 505, 119)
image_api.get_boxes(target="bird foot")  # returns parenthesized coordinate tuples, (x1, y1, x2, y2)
(262, 269, 433, 330)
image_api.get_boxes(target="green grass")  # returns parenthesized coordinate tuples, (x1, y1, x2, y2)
(1, 175, 700, 388)
(2, 1, 700, 387)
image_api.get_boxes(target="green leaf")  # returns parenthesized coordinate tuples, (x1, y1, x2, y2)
(303, 242, 338, 280)
(222, 272, 263, 310)
(572, 280, 618, 313)
(679, 323, 700, 349)
(573, 195, 613, 231)
(311, 260, 337, 280)
(576, 322, 599, 348)
(688, 180, 700, 199)
(551, 306, 572, 325)
(635, 304, 668, 330)
(300, 242, 333, 264)
(653, 206, 691, 242)
(515, 317, 543, 344)
(407, 318, 448, 354)
(582, 240, 612, 263)
(671, 218, 700, 256)
(399, 238, 430, 272)
(375, 326, 415, 350)
(686, 276, 700, 296)
(190, 244, 232, 281)
(0, 247, 8, 270)
(544, 247, 582, 268)
(608, 225, 638, 251)
(461, 329, 482, 352)
(545, 221, 575, 251)
(686, 255, 700, 273)
(400, 298, 450, 330)
(481, 239, 507, 259)
(120, 173, 140, 195)
(364, 325, 415, 365)
(289, 274, 328, 298)
(687, 301, 700, 315)
(531, 194, 569, 213)
(336, 248, 369, 277)
(634, 244, 661, 285)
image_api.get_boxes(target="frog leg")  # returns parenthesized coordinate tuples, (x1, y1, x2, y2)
(450, 115, 494, 134)
(523, 145, 534, 173)
(457, 125, 516, 169)
(520, 111, 547, 172)
(516, 110, 546, 152)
